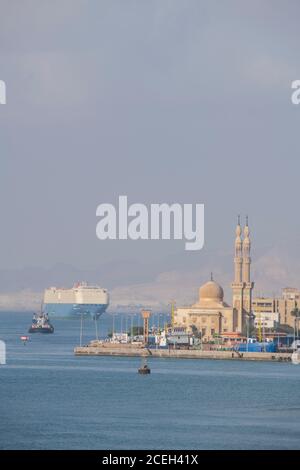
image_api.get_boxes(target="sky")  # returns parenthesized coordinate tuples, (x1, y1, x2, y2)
(0, 0, 300, 309)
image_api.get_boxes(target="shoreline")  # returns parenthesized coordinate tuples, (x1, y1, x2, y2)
(74, 345, 292, 362)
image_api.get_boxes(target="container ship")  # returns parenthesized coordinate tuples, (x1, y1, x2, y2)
(43, 282, 109, 319)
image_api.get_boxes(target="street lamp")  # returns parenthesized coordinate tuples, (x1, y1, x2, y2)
(218, 312, 223, 349)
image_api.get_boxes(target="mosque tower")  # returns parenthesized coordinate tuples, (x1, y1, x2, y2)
(231, 216, 254, 333)
(242, 216, 254, 321)
(231, 216, 244, 332)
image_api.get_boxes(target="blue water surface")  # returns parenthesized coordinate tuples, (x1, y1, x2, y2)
(0, 312, 300, 450)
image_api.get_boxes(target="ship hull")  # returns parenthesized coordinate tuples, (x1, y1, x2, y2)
(43, 303, 108, 319)
(28, 327, 54, 334)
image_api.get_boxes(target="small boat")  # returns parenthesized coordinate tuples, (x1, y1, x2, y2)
(28, 311, 54, 334)
(20, 335, 29, 341)
(20, 335, 29, 345)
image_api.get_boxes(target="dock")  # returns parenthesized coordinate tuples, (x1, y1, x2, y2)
(74, 343, 292, 362)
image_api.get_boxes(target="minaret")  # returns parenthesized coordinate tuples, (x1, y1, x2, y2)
(242, 216, 254, 320)
(231, 216, 244, 332)
(242, 216, 251, 283)
(234, 215, 243, 283)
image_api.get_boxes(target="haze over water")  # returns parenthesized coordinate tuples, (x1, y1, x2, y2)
(0, 312, 300, 450)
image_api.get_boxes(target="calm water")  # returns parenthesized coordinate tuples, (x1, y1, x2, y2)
(0, 312, 300, 450)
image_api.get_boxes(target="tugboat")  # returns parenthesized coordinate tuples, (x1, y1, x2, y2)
(28, 311, 54, 334)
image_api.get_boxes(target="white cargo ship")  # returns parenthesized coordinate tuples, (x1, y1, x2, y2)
(43, 282, 109, 319)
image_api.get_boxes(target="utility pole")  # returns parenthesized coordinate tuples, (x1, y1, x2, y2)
(246, 315, 249, 352)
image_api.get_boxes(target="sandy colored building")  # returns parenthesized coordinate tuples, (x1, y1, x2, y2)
(173, 278, 236, 341)
(174, 217, 299, 337)
(276, 288, 300, 329)
(251, 297, 279, 329)
(252, 289, 300, 330)
(174, 218, 254, 341)
(277, 293, 299, 328)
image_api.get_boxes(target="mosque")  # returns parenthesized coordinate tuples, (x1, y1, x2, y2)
(173, 217, 254, 341)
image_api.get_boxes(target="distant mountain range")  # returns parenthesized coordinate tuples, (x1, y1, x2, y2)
(1, 242, 300, 311)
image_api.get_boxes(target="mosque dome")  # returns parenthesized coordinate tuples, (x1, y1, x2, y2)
(198, 280, 224, 304)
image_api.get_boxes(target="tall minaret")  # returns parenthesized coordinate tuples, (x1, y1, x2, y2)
(234, 215, 243, 283)
(242, 216, 251, 283)
(231, 216, 244, 332)
(242, 216, 254, 320)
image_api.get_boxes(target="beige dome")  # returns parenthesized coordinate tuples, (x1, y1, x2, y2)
(199, 280, 224, 303)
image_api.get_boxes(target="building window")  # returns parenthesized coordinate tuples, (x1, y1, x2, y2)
(211, 329, 215, 336)
(201, 328, 206, 337)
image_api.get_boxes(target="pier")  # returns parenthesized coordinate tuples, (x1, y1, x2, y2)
(74, 343, 292, 362)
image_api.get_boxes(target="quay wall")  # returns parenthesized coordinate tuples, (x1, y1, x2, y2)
(74, 345, 292, 362)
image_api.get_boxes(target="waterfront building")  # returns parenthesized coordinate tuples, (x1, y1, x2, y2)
(252, 289, 300, 330)
(281, 287, 300, 301)
(173, 277, 235, 341)
(274, 289, 300, 329)
(174, 218, 254, 340)
(252, 297, 279, 329)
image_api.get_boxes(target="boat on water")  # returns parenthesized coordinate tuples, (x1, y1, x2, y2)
(28, 312, 54, 334)
(43, 281, 109, 319)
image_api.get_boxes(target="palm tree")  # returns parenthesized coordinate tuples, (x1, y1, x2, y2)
(190, 324, 201, 339)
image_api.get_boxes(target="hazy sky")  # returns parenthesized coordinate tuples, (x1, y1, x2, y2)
(0, 1, 300, 305)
